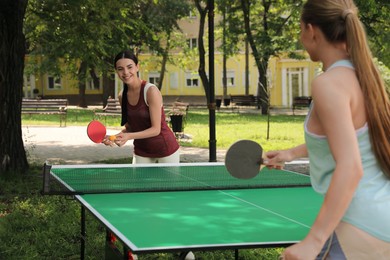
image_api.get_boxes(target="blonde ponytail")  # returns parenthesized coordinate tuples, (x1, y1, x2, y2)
(302, 0, 390, 177)
(344, 7, 390, 177)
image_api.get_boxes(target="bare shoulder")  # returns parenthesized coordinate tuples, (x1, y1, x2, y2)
(312, 68, 357, 102)
(146, 84, 161, 97)
(146, 84, 162, 105)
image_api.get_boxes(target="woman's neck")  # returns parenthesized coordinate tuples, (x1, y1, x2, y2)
(126, 78, 143, 90)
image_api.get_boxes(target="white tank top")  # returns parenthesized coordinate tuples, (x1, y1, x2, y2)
(304, 60, 390, 242)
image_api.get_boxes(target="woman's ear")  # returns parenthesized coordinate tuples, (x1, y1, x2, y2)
(306, 23, 316, 41)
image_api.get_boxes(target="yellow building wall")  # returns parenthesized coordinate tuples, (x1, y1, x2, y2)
(268, 56, 321, 108)
(25, 56, 103, 98)
(137, 52, 260, 97)
(24, 12, 322, 107)
(25, 52, 321, 108)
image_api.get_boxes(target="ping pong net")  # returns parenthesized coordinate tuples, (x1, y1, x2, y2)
(42, 162, 311, 195)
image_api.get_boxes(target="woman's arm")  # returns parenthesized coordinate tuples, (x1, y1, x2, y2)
(264, 144, 308, 167)
(283, 74, 363, 259)
(115, 86, 163, 146)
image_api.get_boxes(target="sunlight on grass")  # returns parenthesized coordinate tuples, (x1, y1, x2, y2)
(183, 110, 305, 151)
(22, 108, 306, 152)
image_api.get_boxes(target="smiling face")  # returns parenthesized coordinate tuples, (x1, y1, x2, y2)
(115, 58, 139, 85)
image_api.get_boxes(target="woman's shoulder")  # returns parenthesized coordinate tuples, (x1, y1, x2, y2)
(144, 81, 157, 88)
(143, 81, 162, 106)
(144, 82, 160, 94)
(312, 69, 355, 97)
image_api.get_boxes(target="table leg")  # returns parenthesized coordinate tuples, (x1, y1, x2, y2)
(80, 206, 86, 260)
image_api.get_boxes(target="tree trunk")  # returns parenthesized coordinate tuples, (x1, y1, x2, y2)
(258, 58, 269, 114)
(158, 33, 171, 91)
(159, 51, 168, 91)
(0, 0, 29, 175)
(241, 0, 269, 114)
(195, 0, 210, 102)
(222, 7, 227, 98)
(77, 61, 88, 108)
(102, 71, 115, 108)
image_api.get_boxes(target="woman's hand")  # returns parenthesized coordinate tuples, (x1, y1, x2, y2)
(102, 135, 118, 147)
(263, 150, 291, 169)
(280, 236, 323, 260)
(114, 132, 131, 147)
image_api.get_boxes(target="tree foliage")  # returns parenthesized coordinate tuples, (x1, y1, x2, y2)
(1, 0, 388, 174)
(215, 0, 388, 114)
(25, 0, 191, 105)
(354, 0, 389, 67)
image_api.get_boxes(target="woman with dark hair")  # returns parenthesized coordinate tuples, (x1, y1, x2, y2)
(110, 52, 195, 259)
(265, 0, 390, 259)
(105, 50, 180, 164)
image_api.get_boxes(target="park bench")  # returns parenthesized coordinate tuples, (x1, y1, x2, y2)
(94, 98, 122, 123)
(292, 96, 312, 115)
(230, 95, 260, 109)
(22, 98, 68, 127)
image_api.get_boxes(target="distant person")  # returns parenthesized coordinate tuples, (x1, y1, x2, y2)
(265, 0, 390, 259)
(104, 50, 180, 164)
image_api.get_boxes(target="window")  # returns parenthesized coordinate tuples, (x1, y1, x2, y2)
(23, 74, 36, 97)
(187, 38, 198, 49)
(287, 67, 304, 98)
(222, 71, 235, 87)
(169, 72, 179, 89)
(185, 72, 199, 87)
(86, 77, 102, 90)
(47, 76, 62, 90)
(148, 72, 160, 86)
(281, 66, 309, 107)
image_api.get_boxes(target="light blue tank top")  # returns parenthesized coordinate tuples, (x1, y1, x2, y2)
(304, 60, 390, 242)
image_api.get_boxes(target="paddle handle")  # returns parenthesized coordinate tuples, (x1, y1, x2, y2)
(262, 158, 285, 169)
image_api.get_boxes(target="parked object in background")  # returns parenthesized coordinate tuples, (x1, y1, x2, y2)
(94, 98, 121, 123)
(292, 96, 312, 115)
(22, 98, 68, 127)
(166, 101, 189, 139)
(230, 95, 260, 110)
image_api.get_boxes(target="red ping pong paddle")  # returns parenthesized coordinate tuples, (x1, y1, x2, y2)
(87, 120, 116, 143)
(225, 140, 263, 179)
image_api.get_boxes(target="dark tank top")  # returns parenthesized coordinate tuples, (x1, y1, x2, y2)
(126, 81, 179, 157)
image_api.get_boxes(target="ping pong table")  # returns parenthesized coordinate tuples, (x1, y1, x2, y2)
(43, 162, 322, 260)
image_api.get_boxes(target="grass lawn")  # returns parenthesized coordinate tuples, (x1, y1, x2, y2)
(22, 107, 306, 151)
(0, 107, 307, 259)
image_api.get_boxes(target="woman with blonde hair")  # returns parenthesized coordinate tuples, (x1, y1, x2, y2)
(265, 0, 390, 259)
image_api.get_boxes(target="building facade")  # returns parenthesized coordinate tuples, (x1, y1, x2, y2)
(23, 13, 321, 108)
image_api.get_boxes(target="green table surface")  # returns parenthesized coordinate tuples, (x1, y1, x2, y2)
(51, 163, 322, 253)
(77, 185, 321, 252)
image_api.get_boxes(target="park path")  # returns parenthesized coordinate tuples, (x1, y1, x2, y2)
(22, 126, 226, 165)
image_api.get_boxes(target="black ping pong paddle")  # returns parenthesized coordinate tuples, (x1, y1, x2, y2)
(225, 140, 264, 179)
